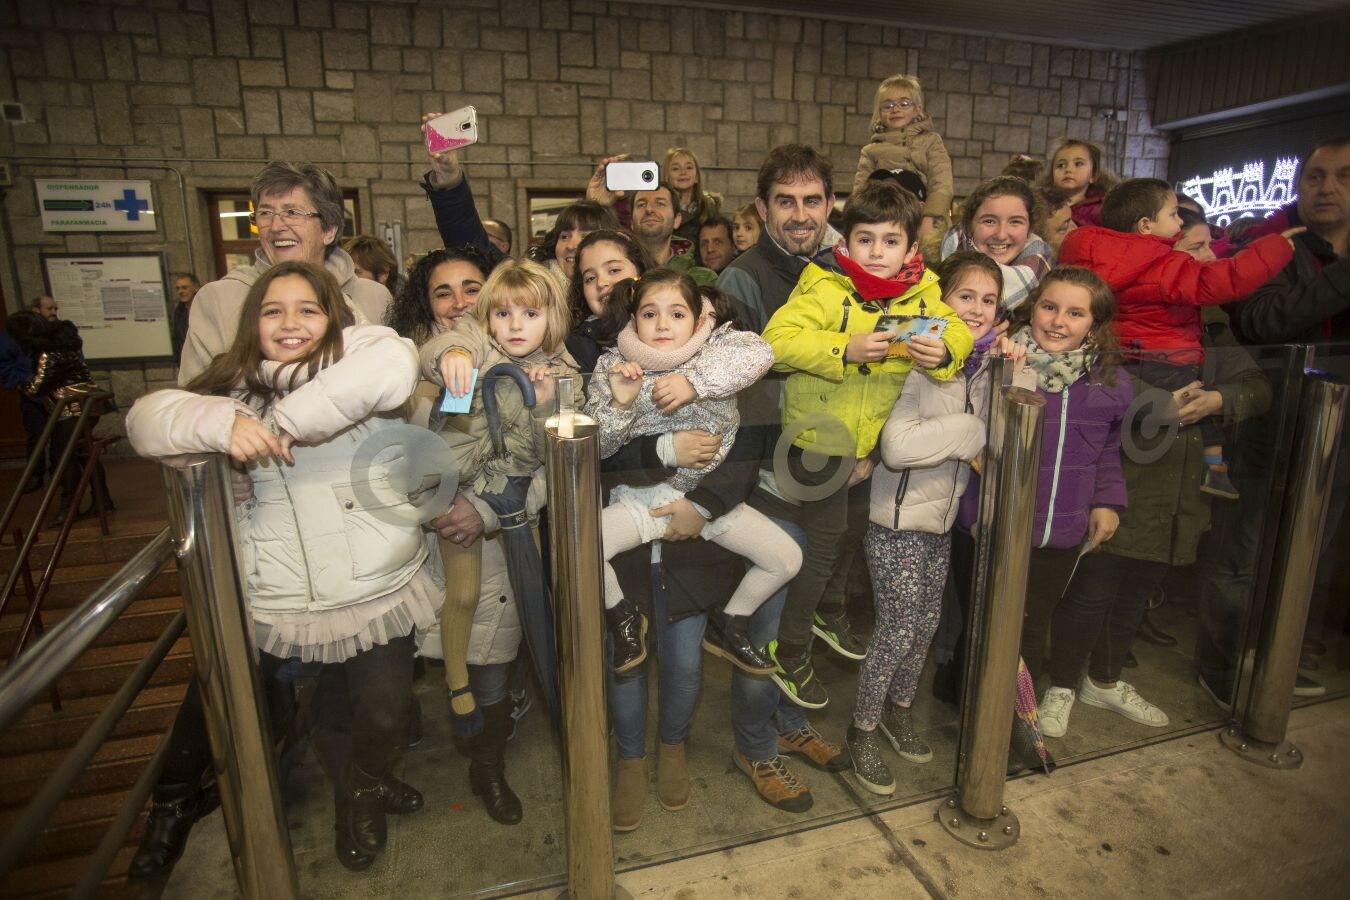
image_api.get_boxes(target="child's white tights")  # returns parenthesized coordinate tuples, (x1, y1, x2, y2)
(601, 500, 802, 616)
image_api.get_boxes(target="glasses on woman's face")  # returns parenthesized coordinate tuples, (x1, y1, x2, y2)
(881, 99, 915, 111)
(249, 208, 322, 227)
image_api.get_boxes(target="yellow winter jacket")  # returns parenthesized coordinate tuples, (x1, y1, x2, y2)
(764, 261, 972, 458)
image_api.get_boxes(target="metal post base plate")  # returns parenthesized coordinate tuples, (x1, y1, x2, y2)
(557, 887, 632, 899)
(935, 795, 1019, 850)
(1219, 727, 1304, 769)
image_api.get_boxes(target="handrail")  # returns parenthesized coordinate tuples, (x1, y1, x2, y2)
(0, 610, 186, 879)
(0, 392, 115, 626)
(9, 434, 122, 667)
(0, 529, 174, 734)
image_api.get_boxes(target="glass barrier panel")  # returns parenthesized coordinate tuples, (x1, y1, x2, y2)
(986, 341, 1304, 769)
(1293, 341, 1350, 705)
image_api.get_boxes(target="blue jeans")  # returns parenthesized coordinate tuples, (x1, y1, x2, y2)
(732, 516, 809, 761)
(469, 661, 511, 707)
(608, 563, 707, 760)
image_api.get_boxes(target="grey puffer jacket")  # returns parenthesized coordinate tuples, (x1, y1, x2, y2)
(586, 324, 774, 492)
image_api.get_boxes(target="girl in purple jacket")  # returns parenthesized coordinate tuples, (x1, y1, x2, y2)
(995, 267, 1132, 707)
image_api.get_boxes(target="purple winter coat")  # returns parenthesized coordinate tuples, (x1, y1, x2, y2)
(956, 373, 1131, 549)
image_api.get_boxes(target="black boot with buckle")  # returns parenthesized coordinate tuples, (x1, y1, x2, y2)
(341, 763, 388, 856)
(128, 777, 219, 880)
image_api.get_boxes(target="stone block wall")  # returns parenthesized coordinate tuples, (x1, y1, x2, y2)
(0, 0, 1170, 448)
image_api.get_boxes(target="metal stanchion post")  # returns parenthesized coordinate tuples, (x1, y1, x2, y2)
(937, 357, 1045, 850)
(160, 454, 298, 899)
(546, 378, 630, 900)
(1221, 370, 1348, 769)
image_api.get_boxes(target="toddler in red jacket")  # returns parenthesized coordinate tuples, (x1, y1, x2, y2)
(1058, 178, 1297, 498)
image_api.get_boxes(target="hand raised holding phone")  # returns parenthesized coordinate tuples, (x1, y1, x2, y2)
(423, 107, 478, 188)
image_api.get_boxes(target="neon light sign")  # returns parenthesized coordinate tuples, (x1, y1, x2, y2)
(1177, 156, 1299, 227)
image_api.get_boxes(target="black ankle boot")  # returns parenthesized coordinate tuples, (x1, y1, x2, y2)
(380, 772, 424, 814)
(333, 787, 375, 872)
(702, 611, 775, 674)
(342, 763, 388, 854)
(606, 598, 648, 674)
(469, 700, 522, 825)
(128, 779, 210, 880)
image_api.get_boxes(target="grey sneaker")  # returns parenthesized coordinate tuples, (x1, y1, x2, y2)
(847, 725, 895, 796)
(878, 702, 933, 763)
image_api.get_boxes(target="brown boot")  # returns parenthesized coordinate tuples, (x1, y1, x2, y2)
(655, 742, 689, 811)
(611, 756, 647, 832)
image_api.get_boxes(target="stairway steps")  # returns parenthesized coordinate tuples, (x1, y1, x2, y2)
(0, 733, 166, 802)
(0, 684, 185, 756)
(0, 844, 139, 899)
(0, 594, 184, 659)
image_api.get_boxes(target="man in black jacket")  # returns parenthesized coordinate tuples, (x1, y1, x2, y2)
(1217, 135, 1350, 698)
(1233, 136, 1350, 344)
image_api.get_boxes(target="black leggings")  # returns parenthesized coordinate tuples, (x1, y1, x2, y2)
(1049, 552, 1167, 688)
(160, 635, 415, 786)
(1018, 545, 1083, 694)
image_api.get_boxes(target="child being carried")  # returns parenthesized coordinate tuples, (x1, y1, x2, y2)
(586, 269, 801, 676)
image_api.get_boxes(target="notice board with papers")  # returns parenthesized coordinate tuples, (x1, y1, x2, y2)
(40, 253, 172, 361)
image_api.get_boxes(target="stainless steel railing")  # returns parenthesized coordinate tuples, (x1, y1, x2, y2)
(1222, 369, 1349, 767)
(546, 383, 631, 899)
(937, 356, 1046, 850)
(160, 454, 298, 898)
(0, 530, 178, 892)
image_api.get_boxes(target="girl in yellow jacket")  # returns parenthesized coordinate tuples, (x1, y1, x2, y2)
(761, 180, 972, 710)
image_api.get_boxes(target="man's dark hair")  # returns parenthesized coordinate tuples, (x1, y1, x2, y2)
(1298, 135, 1350, 184)
(756, 144, 833, 202)
(632, 182, 679, 210)
(841, 181, 922, 245)
(698, 216, 733, 242)
(1101, 178, 1173, 233)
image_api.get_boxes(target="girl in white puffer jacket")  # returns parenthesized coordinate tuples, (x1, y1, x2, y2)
(847, 252, 1002, 798)
(126, 260, 434, 872)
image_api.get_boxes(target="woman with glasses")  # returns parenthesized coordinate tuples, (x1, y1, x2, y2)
(852, 74, 954, 243)
(177, 162, 392, 385)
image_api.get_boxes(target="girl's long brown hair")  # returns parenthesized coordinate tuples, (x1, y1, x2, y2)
(186, 261, 354, 401)
(1006, 266, 1121, 386)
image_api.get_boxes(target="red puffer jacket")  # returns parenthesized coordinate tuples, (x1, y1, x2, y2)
(1058, 226, 1293, 365)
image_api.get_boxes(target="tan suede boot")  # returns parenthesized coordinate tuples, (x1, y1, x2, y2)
(611, 756, 647, 832)
(655, 742, 690, 811)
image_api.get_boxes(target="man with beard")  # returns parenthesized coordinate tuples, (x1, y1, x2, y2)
(717, 144, 841, 332)
(629, 183, 716, 284)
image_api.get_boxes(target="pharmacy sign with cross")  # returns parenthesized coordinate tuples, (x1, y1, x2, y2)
(35, 179, 157, 232)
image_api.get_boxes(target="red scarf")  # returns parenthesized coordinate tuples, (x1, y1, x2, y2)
(832, 242, 926, 301)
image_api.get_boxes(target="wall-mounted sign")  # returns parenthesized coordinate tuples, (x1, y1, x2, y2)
(35, 178, 157, 232)
(41, 252, 172, 360)
(1176, 157, 1298, 227)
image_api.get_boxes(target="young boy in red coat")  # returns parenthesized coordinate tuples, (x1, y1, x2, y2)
(1058, 178, 1298, 498)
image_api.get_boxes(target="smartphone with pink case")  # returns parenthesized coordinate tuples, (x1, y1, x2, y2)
(425, 106, 478, 155)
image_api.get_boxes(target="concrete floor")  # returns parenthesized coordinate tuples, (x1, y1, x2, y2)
(150, 595, 1350, 898)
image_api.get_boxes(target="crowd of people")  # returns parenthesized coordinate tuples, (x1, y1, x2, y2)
(95, 68, 1349, 880)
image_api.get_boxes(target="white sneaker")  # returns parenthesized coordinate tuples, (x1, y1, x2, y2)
(1039, 687, 1075, 738)
(1078, 677, 1169, 727)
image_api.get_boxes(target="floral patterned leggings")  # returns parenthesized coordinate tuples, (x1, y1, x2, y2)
(854, 525, 951, 730)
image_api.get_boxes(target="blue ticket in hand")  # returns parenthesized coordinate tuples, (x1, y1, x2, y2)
(875, 314, 948, 343)
(439, 368, 479, 414)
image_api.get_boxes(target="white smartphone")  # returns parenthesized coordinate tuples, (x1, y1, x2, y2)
(425, 106, 478, 155)
(605, 160, 660, 192)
